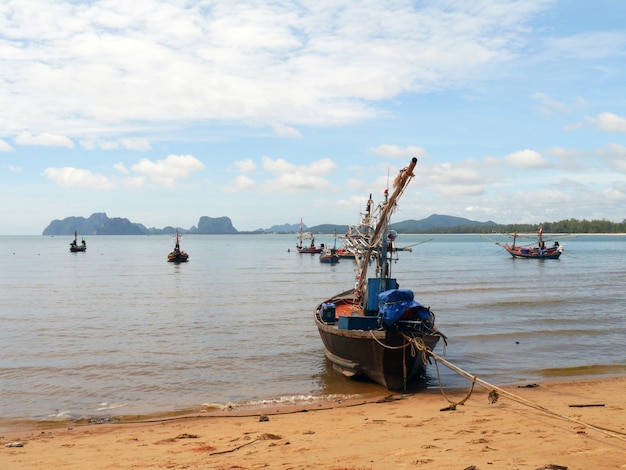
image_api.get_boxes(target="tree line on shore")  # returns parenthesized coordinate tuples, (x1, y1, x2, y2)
(410, 218, 626, 234)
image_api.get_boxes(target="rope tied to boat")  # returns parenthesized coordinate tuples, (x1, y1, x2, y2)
(366, 329, 624, 441)
(367, 331, 433, 369)
(367, 330, 427, 359)
(404, 335, 430, 367)
(368, 330, 431, 391)
(378, 331, 626, 441)
(423, 347, 626, 441)
(367, 330, 407, 350)
(432, 356, 477, 410)
(392, 333, 475, 408)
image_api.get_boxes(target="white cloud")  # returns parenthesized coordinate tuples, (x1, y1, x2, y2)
(545, 146, 588, 171)
(545, 31, 626, 61)
(43, 167, 113, 189)
(530, 92, 571, 116)
(262, 156, 297, 174)
(80, 138, 152, 151)
(224, 175, 256, 193)
(130, 154, 204, 188)
(336, 195, 370, 209)
(271, 123, 302, 138)
(123, 176, 146, 188)
(263, 173, 330, 192)
(121, 138, 151, 151)
(0, 139, 15, 151)
(598, 143, 626, 173)
(305, 158, 336, 176)
(407, 162, 486, 198)
(504, 149, 549, 169)
(346, 177, 368, 192)
(234, 159, 257, 173)
(587, 112, 626, 133)
(262, 157, 337, 176)
(259, 156, 336, 192)
(546, 146, 586, 159)
(465, 206, 495, 216)
(0, 1, 555, 137)
(15, 132, 74, 148)
(114, 162, 130, 174)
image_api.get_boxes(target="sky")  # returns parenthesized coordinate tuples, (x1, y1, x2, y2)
(1, 0, 626, 235)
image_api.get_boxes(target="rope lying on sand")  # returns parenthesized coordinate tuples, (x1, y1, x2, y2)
(399, 334, 626, 442)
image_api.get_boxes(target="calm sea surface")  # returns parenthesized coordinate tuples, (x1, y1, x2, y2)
(1, 234, 625, 428)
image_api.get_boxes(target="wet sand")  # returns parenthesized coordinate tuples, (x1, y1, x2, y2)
(1, 376, 625, 469)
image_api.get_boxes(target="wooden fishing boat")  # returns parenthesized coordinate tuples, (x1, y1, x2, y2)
(69, 231, 87, 252)
(335, 248, 355, 260)
(336, 233, 357, 259)
(503, 227, 563, 259)
(297, 241, 323, 254)
(296, 219, 323, 254)
(319, 248, 339, 263)
(319, 234, 340, 264)
(167, 229, 189, 262)
(314, 157, 446, 390)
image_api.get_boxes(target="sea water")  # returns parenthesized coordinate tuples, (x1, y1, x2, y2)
(1, 234, 624, 427)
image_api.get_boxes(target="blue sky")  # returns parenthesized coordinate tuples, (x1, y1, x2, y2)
(1, 0, 625, 235)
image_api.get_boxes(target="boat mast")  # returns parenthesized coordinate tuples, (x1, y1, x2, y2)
(355, 157, 417, 304)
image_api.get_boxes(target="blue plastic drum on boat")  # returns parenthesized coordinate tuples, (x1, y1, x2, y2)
(321, 303, 336, 322)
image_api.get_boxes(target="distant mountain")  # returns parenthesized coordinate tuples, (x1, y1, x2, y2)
(42, 212, 146, 236)
(42, 213, 239, 235)
(42, 213, 497, 236)
(264, 222, 304, 233)
(391, 214, 497, 232)
(196, 216, 237, 234)
(308, 215, 495, 234)
(307, 224, 350, 234)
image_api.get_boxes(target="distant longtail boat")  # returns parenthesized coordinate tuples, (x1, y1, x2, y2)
(69, 231, 87, 252)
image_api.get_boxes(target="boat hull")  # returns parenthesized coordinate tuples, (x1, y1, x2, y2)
(168, 253, 189, 262)
(336, 251, 355, 260)
(314, 291, 441, 390)
(297, 247, 322, 254)
(70, 246, 86, 252)
(504, 244, 562, 259)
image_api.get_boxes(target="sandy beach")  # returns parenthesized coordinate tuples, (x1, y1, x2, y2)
(2, 376, 625, 469)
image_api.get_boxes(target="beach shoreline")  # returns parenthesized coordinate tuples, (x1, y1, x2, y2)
(2, 375, 625, 469)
